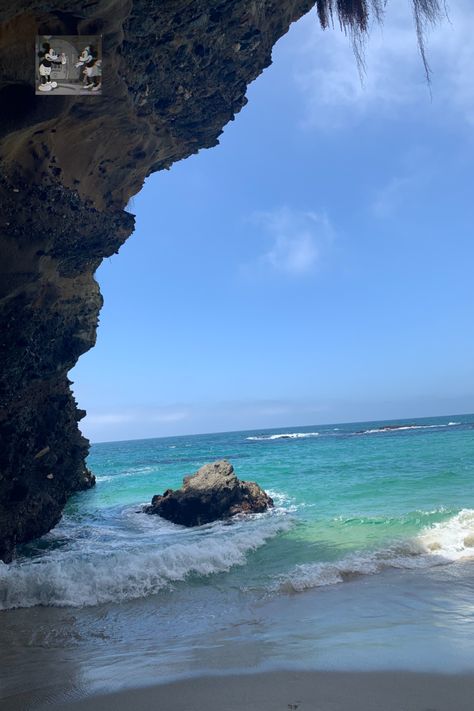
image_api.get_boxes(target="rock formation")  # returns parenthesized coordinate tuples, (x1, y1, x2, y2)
(144, 460, 273, 526)
(0, 0, 442, 562)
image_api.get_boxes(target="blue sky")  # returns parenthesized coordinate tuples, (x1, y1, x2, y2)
(72, 2, 474, 442)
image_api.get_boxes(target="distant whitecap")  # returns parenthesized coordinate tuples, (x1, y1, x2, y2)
(246, 432, 319, 441)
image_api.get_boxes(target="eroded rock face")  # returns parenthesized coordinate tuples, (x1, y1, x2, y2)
(0, 0, 316, 561)
(144, 460, 273, 526)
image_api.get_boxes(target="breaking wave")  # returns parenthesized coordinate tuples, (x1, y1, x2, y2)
(360, 422, 461, 435)
(247, 432, 319, 441)
(0, 512, 293, 610)
(276, 509, 474, 593)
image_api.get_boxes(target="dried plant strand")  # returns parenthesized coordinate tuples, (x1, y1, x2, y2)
(316, 0, 443, 83)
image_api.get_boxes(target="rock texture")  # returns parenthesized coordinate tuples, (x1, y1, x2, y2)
(145, 460, 273, 526)
(0, 0, 318, 562)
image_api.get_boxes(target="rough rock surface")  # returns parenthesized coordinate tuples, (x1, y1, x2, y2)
(0, 0, 317, 562)
(144, 460, 273, 526)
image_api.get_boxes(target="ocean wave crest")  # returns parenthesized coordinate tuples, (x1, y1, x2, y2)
(95, 465, 155, 483)
(360, 423, 460, 435)
(247, 432, 319, 441)
(0, 513, 293, 610)
(276, 508, 474, 593)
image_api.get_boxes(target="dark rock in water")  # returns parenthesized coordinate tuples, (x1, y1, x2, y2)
(144, 460, 273, 526)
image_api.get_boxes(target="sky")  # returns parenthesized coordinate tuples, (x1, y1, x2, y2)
(71, 2, 474, 442)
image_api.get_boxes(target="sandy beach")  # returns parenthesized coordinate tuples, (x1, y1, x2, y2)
(22, 670, 471, 711)
(3, 544, 474, 711)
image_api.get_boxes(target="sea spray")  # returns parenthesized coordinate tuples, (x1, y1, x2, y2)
(0, 510, 293, 609)
(276, 508, 474, 593)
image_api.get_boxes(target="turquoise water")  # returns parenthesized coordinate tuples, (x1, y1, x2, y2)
(1, 414, 474, 702)
(2, 414, 474, 607)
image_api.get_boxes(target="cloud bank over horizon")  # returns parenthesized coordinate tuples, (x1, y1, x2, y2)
(82, 394, 474, 443)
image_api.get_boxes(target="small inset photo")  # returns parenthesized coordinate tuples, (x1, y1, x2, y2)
(36, 35, 102, 95)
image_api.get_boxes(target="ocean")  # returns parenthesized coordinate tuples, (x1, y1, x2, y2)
(1, 414, 474, 704)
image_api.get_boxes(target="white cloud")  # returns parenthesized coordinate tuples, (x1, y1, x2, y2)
(86, 407, 189, 428)
(250, 206, 334, 276)
(290, 1, 474, 128)
(250, 401, 326, 418)
(86, 413, 135, 426)
(81, 399, 330, 442)
(149, 410, 189, 423)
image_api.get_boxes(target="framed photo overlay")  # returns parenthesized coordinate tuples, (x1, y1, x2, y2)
(36, 35, 102, 95)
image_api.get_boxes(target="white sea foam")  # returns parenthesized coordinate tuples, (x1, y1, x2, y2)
(276, 509, 474, 593)
(265, 490, 300, 513)
(95, 466, 155, 484)
(360, 423, 459, 435)
(418, 508, 474, 557)
(247, 432, 319, 441)
(0, 513, 293, 610)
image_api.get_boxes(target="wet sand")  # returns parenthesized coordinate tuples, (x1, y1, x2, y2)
(31, 670, 474, 711)
(3, 563, 474, 710)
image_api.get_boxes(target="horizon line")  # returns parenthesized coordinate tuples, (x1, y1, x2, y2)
(88, 411, 473, 447)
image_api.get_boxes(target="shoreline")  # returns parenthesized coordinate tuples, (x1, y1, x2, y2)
(31, 670, 474, 710)
(3, 562, 474, 708)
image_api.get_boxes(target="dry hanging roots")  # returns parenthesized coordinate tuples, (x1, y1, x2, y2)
(315, 0, 444, 81)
